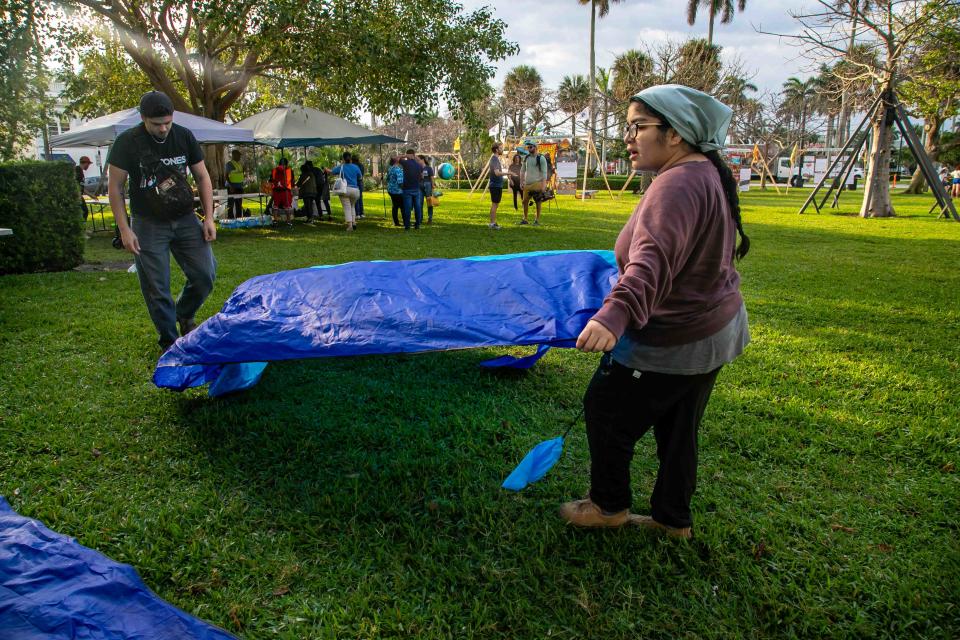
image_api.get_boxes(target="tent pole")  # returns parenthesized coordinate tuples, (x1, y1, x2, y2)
(379, 143, 387, 220)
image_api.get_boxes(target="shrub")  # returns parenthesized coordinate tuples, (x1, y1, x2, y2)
(0, 161, 85, 274)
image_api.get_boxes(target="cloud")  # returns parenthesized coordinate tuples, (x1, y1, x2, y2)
(461, 0, 817, 92)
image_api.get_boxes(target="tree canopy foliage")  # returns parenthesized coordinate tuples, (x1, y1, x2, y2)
(55, 0, 517, 124)
(0, 0, 52, 160)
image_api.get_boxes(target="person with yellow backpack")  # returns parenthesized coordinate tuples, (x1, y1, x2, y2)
(225, 149, 245, 219)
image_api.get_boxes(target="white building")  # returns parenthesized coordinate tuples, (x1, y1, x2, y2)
(33, 80, 105, 178)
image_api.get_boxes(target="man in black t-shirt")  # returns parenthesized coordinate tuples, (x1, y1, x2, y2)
(106, 90, 217, 351)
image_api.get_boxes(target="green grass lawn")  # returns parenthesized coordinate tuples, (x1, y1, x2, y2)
(2, 187, 958, 638)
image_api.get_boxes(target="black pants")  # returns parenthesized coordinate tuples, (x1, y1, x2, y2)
(301, 194, 319, 218)
(389, 193, 403, 226)
(511, 185, 521, 209)
(584, 354, 721, 528)
(227, 185, 244, 219)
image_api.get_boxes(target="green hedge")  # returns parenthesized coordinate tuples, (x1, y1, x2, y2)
(0, 161, 85, 274)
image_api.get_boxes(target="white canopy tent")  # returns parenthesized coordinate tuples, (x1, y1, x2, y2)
(49, 108, 255, 147)
(234, 105, 402, 148)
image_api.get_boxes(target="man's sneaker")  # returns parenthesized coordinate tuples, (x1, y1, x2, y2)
(489, 223, 501, 230)
(518, 219, 529, 225)
(177, 317, 197, 337)
(532, 220, 540, 226)
(628, 514, 693, 539)
(559, 498, 630, 528)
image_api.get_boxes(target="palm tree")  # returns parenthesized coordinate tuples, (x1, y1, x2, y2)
(596, 67, 613, 168)
(502, 65, 544, 137)
(686, 0, 748, 46)
(611, 49, 654, 102)
(718, 75, 757, 143)
(578, 0, 626, 170)
(781, 77, 819, 148)
(673, 38, 723, 93)
(557, 74, 590, 140)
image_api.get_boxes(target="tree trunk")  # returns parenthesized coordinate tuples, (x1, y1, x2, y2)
(600, 96, 608, 171)
(860, 98, 896, 218)
(707, 8, 715, 45)
(587, 1, 596, 174)
(904, 115, 942, 194)
(835, 0, 860, 151)
(203, 144, 226, 193)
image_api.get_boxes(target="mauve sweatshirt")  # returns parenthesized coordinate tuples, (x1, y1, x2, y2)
(591, 160, 743, 347)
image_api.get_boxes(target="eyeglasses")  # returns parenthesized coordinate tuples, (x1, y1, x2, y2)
(623, 121, 664, 141)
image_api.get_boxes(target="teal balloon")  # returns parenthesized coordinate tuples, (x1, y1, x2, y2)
(437, 162, 455, 180)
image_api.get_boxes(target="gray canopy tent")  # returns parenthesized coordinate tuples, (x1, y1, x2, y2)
(234, 105, 401, 148)
(235, 105, 403, 219)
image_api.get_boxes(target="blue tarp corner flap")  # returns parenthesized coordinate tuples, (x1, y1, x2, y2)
(501, 437, 566, 491)
(0, 497, 236, 639)
(154, 250, 618, 395)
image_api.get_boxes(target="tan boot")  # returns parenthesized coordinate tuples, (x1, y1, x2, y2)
(628, 514, 692, 539)
(559, 498, 630, 528)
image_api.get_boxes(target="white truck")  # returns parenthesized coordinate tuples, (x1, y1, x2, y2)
(775, 153, 863, 187)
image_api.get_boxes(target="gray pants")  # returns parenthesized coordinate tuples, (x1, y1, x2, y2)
(132, 213, 216, 348)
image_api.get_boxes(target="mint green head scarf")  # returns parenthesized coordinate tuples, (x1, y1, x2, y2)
(631, 84, 732, 153)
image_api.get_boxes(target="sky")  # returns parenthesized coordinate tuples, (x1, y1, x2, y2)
(459, 0, 820, 95)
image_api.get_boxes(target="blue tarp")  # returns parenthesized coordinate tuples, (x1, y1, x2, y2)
(154, 250, 619, 395)
(0, 498, 236, 639)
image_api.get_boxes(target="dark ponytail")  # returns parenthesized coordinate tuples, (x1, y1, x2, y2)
(633, 98, 750, 261)
(704, 150, 750, 260)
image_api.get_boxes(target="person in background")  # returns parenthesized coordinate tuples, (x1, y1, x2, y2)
(312, 162, 331, 219)
(106, 90, 216, 352)
(271, 157, 294, 227)
(951, 164, 960, 198)
(520, 140, 548, 225)
(560, 85, 750, 540)
(386, 155, 404, 226)
(508, 153, 523, 210)
(297, 160, 319, 222)
(352, 154, 365, 219)
(75, 155, 92, 221)
(419, 155, 435, 224)
(487, 143, 505, 229)
(398, 149, 424, 230)
(225, 149, 245, 219)
(326, 151, 362, 231)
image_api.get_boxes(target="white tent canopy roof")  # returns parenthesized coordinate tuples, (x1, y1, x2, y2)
(234, 105, 402, 148)
(50, 108, 255, 147)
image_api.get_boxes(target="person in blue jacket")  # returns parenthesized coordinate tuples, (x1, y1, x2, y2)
(386, 155, 404, 226)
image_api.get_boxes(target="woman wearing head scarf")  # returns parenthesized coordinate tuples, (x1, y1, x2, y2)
(560, 85, 751, 539)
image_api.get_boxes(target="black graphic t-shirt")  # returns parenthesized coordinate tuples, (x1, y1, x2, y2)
(106, 122, 203, 217)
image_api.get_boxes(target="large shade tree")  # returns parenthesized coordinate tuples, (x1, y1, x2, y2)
(899, 1, 960, 193)
(0, 0, 52, 160)
(783, 0, 954, 218)
(55, 0, 515, 123)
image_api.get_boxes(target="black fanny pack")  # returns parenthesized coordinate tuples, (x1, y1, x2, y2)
(135, 129, 195, 220)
